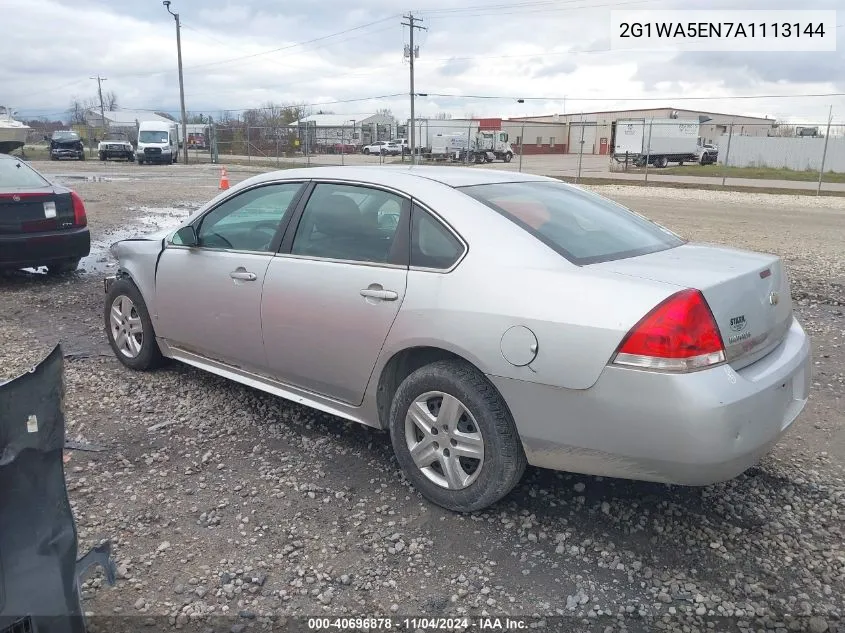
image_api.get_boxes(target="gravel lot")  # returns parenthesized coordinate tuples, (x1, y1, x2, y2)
(1, 161, 843, 632)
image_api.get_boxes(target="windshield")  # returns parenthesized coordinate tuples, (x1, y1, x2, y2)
(52, 131, 80, 141)
(139, 130, 169, 143)
(461, 181, 684, 265)
(0, 158, 50, 188)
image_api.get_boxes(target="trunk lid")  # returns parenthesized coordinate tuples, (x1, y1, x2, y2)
(593, 243, 793, 369)
(0, 188, 75, 234)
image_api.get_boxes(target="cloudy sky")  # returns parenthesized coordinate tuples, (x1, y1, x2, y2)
(4, 0, 843, 124)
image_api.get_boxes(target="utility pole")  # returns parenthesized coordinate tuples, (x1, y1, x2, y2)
(402, 13, 426, 164)
(164, 1, 189, 165)
(90, 75, 107, 136)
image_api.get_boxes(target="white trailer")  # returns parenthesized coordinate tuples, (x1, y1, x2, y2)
(613, 118, 700, 167)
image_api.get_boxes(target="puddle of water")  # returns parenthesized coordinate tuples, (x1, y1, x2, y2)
(79, 204, 200, 274)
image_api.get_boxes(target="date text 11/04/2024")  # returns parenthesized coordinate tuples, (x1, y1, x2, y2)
(618, 21, 827, 39)
(307, 617, 528, 630)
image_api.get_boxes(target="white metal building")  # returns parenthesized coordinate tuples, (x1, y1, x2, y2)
(512, 107, 776, 155)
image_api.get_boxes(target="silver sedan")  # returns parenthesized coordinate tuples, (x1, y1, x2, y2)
(104, 166, 811, 512)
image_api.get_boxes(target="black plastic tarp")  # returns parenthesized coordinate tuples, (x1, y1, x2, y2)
(0, 345, 114, 633)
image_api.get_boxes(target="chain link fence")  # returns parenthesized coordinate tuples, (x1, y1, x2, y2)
(606, 120, 845, 194)
(13, 113, 844, 194)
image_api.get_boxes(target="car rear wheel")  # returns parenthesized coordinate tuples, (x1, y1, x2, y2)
(45, 258, 80, 275)
(389, 359, 527, 512)
(105, 278, 165, 371)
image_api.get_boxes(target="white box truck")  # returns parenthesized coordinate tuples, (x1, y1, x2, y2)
(613, 118, 699, 168)
(137, 120, 179, 165)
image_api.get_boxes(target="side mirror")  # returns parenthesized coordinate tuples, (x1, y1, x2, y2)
(172, 225, 198, 247)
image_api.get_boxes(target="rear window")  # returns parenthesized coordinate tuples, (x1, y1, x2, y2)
(0, 159, 49, 188)
(460, 181, 684, 265)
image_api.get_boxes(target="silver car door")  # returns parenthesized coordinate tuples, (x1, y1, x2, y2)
(261, 181, 410, 405)
(155, 182, 305, 372)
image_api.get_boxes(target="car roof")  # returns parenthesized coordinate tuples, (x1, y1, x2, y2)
(249, 165, 553, 189)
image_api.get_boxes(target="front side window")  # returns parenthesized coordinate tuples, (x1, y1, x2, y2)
(290, 183, 405, 264)
(411, 205, 465, 270)
(184, 182, 303, 251)
(461, 181, 684, 265)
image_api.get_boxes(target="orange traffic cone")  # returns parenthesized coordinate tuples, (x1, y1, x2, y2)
(219, 166, 230, 190)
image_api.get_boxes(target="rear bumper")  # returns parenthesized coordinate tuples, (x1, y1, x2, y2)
(492, 318, 811, 485)
(0, 228, 90, 269)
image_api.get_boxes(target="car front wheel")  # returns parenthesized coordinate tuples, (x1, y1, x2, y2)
(389, 359, 527, 512)
(105, 278, 165, 371)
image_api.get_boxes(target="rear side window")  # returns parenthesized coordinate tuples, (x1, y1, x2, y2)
(411, 205, 464, 270)
(0, 158, 49, 188)
(460, 181, 683, 265)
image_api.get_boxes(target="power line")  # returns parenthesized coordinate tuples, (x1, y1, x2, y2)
(421, 0, 660, 19)
(420, 91, 845, 102)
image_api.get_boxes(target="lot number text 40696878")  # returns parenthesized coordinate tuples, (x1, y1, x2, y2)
(610, 10, 837, 52)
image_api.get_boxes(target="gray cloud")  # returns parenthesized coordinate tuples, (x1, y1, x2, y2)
(532, 60, 577, 78)
(4, 0, 843, 123)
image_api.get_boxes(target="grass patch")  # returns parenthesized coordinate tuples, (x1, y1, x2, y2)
(555, 176, 845, 198)
(616, 164, 845, 183)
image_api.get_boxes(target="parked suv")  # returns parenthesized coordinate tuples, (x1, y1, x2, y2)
(362, 141, 400, 156)
(98, 132, 134, 162)
(47, 130, 85, 161)
(696, 143, 719, 165)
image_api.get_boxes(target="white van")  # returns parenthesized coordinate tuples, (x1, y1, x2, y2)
(137, 120, 179, 165)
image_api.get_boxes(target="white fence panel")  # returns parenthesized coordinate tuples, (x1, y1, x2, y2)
(718, 135, 845, 172)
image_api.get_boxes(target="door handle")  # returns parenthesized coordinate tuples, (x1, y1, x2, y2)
(230, 270, 257, 281)
(360, 288, 398, 301)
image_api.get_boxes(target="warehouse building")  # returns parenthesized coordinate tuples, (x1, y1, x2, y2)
(510, 107, 776, 155)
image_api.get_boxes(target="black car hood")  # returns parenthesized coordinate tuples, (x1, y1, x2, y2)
(51, 140, 82, 148)
(0, 345, 115, 633)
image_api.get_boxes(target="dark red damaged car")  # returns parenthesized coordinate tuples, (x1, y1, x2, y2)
(0, 154, 90, 274)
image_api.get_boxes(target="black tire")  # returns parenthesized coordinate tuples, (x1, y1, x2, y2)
(655, 156, 668, 168)
(104, 277, 165, 371)
(99, 153, 106, 161)
(138, 159, 144, 165)
(79, 152, 85, 161)
(389, 359, 527, 512)
(503, 152, 513, 163)
(363, 148, 370, 155)
(45, 258, 80, 275)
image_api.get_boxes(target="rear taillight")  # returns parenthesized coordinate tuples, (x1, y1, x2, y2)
(70, 191, 87, 227)
(612, 289, 725, 372)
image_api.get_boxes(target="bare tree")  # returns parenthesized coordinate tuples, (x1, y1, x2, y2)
(105, 90, 119, 111)
(768, 123, 798, 137)
(67, 97, 95, 124)
(434, 112, 452, 120)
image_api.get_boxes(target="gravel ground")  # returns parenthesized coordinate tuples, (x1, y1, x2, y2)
(1, 161, 843, 632)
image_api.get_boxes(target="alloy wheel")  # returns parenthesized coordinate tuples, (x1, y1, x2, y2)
(109, 294, 144, 358)
(404, 391, 485, 490)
